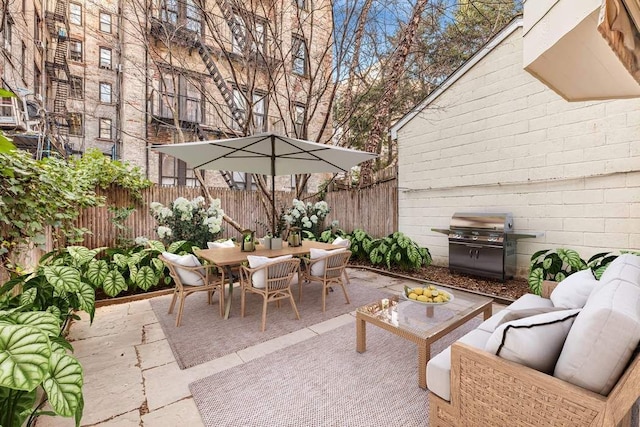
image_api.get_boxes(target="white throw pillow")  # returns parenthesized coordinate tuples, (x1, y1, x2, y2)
(162, 252, 205, 286)
(332, 236, 350, 248)
(309, 247, 347, 277)
(598, 254, 640, 287)
(550, 268, 599, 309)
(207, 239, 235, 249)
(247, 254, 293, 289)
(484, 309, 580, 374)
(554, 279, 640, 395)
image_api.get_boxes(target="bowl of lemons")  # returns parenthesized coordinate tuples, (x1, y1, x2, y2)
(402, 285, 454, 305)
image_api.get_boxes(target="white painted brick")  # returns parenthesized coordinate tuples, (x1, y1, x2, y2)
(583, 232, 629, 248)
(563, 218, 604, 232)
(544, 231, 585, 246)
(629, 234, 640, 248)
(584, 143, 630, 162)
(604, 188, 640, 203)
(582, 203, 630, 218)
(606, 157, 640, 174)
(562, 189, 604, 204)
(563, 161, 606, 178)
(585, 174, 628, 189)
(605, 218, 640, 233)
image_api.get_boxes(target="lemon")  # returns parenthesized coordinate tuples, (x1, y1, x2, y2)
(412, 288, 424, 295)
(409, 293, 418, 300)
(417, 295, 428, 302)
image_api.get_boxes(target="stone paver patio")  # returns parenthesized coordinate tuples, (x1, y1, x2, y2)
(35, 269, 506, 426)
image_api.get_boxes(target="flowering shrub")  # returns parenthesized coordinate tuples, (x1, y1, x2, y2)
(150, 196, 224, 249)
(283, 199, 330, 238)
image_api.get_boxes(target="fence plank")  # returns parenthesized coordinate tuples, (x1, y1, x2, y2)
(75, 180, 397, 249)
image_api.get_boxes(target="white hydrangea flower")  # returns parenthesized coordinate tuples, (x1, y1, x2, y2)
(310, 215, 318, 224)
(331, 220, 339, 228)
(159, 207, 173, 219)
(209, 199, 221, 210)
(292, 210, 300, 218)
(134, 236, 149, 246)
(157, 226, 172, 239)
(150, 202, 163, 213)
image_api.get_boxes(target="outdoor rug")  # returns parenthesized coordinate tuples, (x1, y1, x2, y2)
(189, 317, 481, 426)
(150, 281, 391, 369)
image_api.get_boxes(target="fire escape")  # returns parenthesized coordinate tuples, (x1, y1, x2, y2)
(44, 0, 71, 157)
(149, 0, 252, 188)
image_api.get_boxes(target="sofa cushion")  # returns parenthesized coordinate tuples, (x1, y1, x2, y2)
(476, 294, 556, 333)
(554, 279, 640, 395)
(598, 254, 640, 287)
(485, 309, 580, 374)
(427, 328, 491, 401)
(162, 252, 205, 286)
(497, 306, 568, 326)
(550, 268, 599, 309)
(332, 236, 350, 248)
(247, 255, 293, 289)
(309, 247, 347, 277)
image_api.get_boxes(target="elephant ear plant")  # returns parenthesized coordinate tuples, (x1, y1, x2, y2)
(0, 282, 85, 426)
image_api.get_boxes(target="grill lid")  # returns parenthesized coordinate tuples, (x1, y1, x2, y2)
(449, 212, 513, 233)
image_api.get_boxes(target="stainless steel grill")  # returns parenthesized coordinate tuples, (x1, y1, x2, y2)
(433, 212, 538, 282)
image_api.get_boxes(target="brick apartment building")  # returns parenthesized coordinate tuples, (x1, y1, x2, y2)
(0, 0, 333, 191)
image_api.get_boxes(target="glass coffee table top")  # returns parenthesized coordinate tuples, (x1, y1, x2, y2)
(356, 287, 493, 340)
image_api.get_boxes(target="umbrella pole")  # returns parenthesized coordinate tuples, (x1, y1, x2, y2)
(271, 135, 277, 236)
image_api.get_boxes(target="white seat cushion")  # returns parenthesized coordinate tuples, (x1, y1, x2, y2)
(506, 293, 555, 311)
(309, 247, 347, 277)
(485, 309, 580, 374)
(427, 328, 491, 402)
(207, 239, 235, 249)
(247, 255, 293, 289)
(332, 236, 350, 248)
(162, 252, 205, 286)
(550, 268, 599, 309)
(554, 279, 640, 395)
(598, 254, 640, 288)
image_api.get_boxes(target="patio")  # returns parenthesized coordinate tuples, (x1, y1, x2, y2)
(34, 268, 507, 427)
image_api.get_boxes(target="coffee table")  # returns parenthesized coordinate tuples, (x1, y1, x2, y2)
(355, 287, 493, 389)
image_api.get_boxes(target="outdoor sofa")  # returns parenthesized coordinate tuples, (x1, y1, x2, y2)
(428, 254, 640, 426)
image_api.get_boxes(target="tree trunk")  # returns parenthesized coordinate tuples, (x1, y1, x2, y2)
(194, 170, 244, 233)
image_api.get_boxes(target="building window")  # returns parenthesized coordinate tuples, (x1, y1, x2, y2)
(156, 75, 202, 123)
(160, 154, 199, 187)
(231, 13, 245, 54)
(68, 113, 83, 136)
(3, 15, 13, 51)
(21, 42, 26, 78)
(185, 0, 201, 34)
(294, 0, 307, 10)
(99, 82, 112, 103)
(69, 3, 82, 26)
(160, 0, 178, 25)
(232, 88, 246, 130)
(99, 12, 112, 33)
(69, 40, 82, 61)
(292, 35, 307, 76)
(157, 76, 175, 118)
(293, 104, 305, 137)
(252, 93, 266, 132)
(99, 47, 112, 69)
(70, 75, 83, 99)
(34, 13, 41, 43)
(184, 79, 201, 122)
(34, 63, 41, 95)
(99, 118, 112, 139)
(231, 14, 266, 55)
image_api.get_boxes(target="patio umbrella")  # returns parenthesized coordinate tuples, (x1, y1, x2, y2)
(150, 132, 377, 234)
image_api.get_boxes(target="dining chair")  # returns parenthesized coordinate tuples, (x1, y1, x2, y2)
(239, 257, 301, 332)
(159, 253, 225, 327)
(300, 250, 352, 312)
(332, 237, 351, 284)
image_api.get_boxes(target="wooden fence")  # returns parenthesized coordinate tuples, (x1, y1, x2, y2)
(76, 180, 397, 249)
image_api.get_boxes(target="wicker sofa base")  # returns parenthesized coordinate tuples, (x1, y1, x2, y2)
(429, 341, 640, 427)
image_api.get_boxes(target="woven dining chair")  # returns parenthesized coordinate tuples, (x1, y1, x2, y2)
(331, 237, 351, 284)
(239, 257, 301, 332)
(300, 250, 352, 312)
(159, 254, 226, 327)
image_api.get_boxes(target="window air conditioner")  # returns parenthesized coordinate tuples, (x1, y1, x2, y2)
(35, 40, 44, 49)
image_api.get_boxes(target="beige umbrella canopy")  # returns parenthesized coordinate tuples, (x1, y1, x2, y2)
(150, 132, 377, 233)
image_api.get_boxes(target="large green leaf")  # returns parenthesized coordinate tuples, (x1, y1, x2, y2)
(151, 257, 164, 273)
(557, 248, 586, 270)
(147, 240, 165, 253)
(102, 270, 127, 297)
(43, 266, 81, 294)
(0, 387, 37, 427)
(0, 134, 16, 153)
(530, 249, 549, 262)
(112, 254, 128, 269)
(75, 282, 95, 315)
(87, 260, 109, 287)
(19, 288, 37, 306)
(66, 246, 96, 265)
(0, 312, 61, 338)
(136, 266, 157, 291)
(528, 268, 544, 295)
(0, 324, 51, 391)
(42, 353, 83, 417)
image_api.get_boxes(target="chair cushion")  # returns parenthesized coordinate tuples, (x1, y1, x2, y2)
(162, 252, 205, 286)
(207, 239, 235, 249)
(554, 279, 640, 395)
(427, 328, 492, 402)
(332, 236, 350, 248)
(550, 268, 599, 309)
(506, 293, 555, 311)
(309, 247, 347, 276)
(598, 254, 640, 287)
(485, 309, 580, 374)
(247, 255, 293, 289)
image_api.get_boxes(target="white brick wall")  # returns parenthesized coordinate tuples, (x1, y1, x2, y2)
(396, 26, 640, 278)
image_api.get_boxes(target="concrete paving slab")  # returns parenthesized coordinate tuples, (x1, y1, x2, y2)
(137, 339, 175, 370)
(307, 313, 354, 335)
(142, 398, 204, 427)
(142, 322, 165, 344)
(70, 329, 142, 359)
(127, 299, 153, 314)
(96, 410, 141, 426)
(69, 309, 157, 340)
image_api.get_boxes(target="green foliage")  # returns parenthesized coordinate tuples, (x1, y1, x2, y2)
(368, 231, 432, 271)
(108, 206, 136, 248)
(346, 229, 375, 261)
(318, 225, 346, 243)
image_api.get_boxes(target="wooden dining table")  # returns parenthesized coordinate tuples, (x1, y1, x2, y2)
(196, 240, 339, 319)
